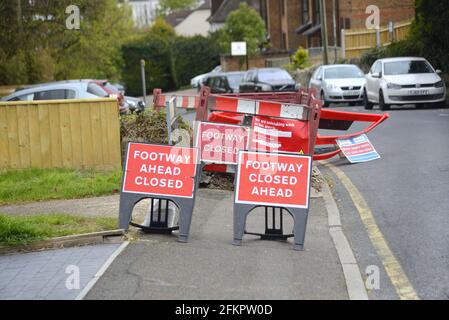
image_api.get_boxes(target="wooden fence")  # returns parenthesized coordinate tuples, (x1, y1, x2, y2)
(341, 20, 412, 60)
(0, 98, 122, 170)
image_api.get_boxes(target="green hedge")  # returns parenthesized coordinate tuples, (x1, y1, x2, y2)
(121, 34, 220, 97)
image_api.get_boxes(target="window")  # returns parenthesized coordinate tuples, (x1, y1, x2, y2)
(384, 60, 434, 75)
(227, 74, 244, 90)
(8, 93, 34, 101)
(259, 0, 268, 28)
(302, 0, 309, 23)
(281, 32, 287, 50)
(314, 0, 320, 24)
(246, 71, 255, 82)
(258, 69, 293, 82)
(34, 89, 76, 100)
(324, 66, 365, 79)
(312, 67, 322, 80)
(371, 62, 381, 74)
(87, 82, 108, 97)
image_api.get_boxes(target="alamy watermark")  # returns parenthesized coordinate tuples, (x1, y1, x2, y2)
(365, 265, 380, 290)
(365, 5, 380, 30)
(65, 5, 80, 30)
(65, 264, 80, 290)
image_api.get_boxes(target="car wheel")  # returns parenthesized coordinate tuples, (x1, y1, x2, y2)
(320, 91, 330, 108)
(379, 90, 390, 111)
(363, 90, 374, 110)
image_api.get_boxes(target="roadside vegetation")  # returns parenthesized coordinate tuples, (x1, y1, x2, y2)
(0, 213, 116, 246)
(0, 168, 121, 205)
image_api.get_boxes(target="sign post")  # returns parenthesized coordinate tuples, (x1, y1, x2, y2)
(233, 151, 312, 250)
(119, 142, 200, 243)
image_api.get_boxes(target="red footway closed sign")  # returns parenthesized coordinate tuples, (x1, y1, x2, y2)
(122, 143, 198, 198)
(235, 151, 312, 208)
(196, 122, 249, 165)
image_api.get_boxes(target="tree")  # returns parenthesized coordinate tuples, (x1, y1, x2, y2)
(0, 0, 133, 85)
(411, 0, 449, 71)
(217, 3, 266, 57)
(158, 0, 198, 16)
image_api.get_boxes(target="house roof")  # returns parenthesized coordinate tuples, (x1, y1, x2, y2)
(165, 1, 211, 27)
(208, 0, 241, 23)
(165, 9, 193, 27)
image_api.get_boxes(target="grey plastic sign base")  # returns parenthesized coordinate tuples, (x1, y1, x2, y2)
(119, 191, 198, 243)
(232, 203, 309, 251)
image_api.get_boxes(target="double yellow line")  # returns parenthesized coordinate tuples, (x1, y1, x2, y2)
(322, 161, 419, 300)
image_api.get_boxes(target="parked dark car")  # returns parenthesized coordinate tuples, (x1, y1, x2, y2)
(205, 72, 245, 94)
(239, 68, 298, 93)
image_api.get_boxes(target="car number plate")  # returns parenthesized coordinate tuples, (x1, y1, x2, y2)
(345, 90, 359, 96)
(409, 89, 429, 95)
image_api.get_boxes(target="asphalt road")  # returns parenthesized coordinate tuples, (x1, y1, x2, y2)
(320, 103, 449, 299)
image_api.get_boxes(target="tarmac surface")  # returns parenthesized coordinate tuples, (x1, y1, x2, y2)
(320, 104, 449, 299)
(85, 189, 349, 300)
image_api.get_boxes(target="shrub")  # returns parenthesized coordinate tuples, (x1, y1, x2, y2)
(291, 46, 309, 69)
(120, 110, 193, 157)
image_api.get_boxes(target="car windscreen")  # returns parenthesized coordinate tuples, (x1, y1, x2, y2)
(324, 66, 364, 79)
(104, 82, 120, 93)
(384, 60, 434, 75)
(227, 74, 244, 89)
(87, 82, 109, 97)
(258, 69, 292, 82)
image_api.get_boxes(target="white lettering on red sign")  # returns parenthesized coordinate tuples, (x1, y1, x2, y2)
(196, 122, 249, 165)
(235, 151, 311, 208)
(122, 143, 198, 198)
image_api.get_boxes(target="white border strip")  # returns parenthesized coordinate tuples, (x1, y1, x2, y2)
(317, 167, 369, 300)
(75, 241, 129, 300)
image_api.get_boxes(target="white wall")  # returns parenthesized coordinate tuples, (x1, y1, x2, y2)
(175, 10, 211, 37)
(125, 0, 159, 28)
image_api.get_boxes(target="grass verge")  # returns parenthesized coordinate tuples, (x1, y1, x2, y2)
(0, 168, 121, 205)
(0, 214, 117, 246)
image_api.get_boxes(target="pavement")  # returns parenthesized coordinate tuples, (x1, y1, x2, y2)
(85, 188, 351, 300)
(319, 104, 449, 300)
(0, 243, 122, 300)
(1, 184, 359, 300)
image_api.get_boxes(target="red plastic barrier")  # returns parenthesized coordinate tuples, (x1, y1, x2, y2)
(152, 88, 389, 161)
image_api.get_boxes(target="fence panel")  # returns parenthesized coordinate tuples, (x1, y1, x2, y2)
(0, 98, 121, 170)
(342, 20, 412, 60)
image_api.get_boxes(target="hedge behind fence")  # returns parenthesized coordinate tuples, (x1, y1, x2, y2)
(122, 34, 220, 97)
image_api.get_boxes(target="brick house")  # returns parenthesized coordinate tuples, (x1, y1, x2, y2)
(266, 0, 415, 52)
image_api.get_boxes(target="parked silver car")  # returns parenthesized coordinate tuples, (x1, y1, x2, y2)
(309, 64, 366, 107)
(0, 80, 109, 102)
